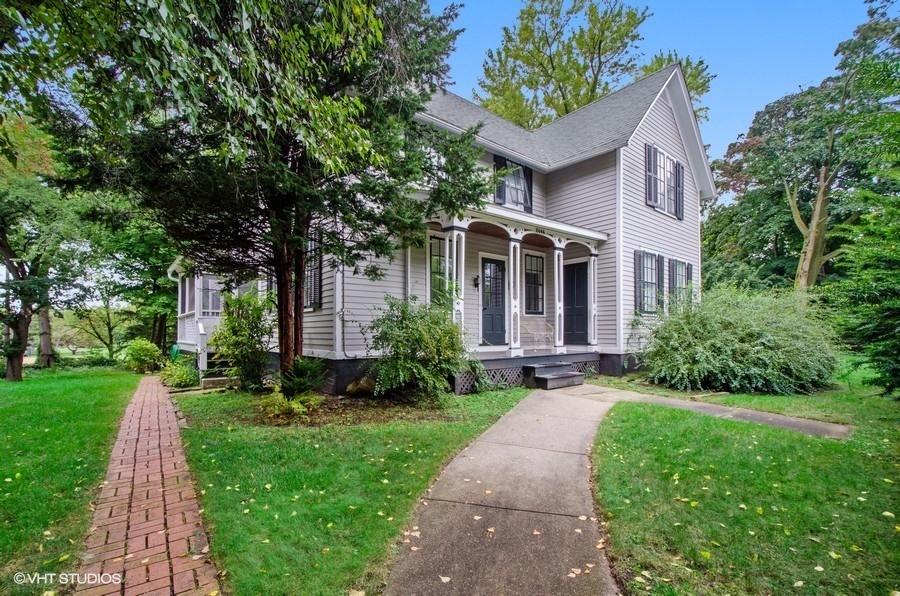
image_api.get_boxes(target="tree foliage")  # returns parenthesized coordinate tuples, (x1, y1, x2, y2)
(0, 117, 82, 378)
(714, 3, 898, 289)
(474, 0, 713, 129)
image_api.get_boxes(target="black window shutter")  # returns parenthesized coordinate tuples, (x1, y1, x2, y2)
(494, 155, 506, 204)
(686, 263, 693, 289)
(645, 145, 658, 207)
(675, 162, 685, 220)
(634, 250, 643, 312)
(523, 166, 533, 213)
(656, 254, 665, 310)
(668, 259, 676, 297)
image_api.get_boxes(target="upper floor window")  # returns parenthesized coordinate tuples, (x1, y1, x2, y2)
(634, 250, 665, 314)
(645, 144, 684, 220)
(494, 155, 533, 213)
(304, 235, 322, 309)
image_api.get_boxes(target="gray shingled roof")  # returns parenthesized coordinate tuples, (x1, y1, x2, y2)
(422, 64, 678, 171)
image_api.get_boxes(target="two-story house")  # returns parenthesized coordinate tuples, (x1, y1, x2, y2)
(169, 64, 716, 393)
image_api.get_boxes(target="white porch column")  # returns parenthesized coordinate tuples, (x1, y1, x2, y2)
(508, 236, 523, 357)
(589, 251, 599, 349)
(553, 244, 566, 354)
(443, 221, 468, 327)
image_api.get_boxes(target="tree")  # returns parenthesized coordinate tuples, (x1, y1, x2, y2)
(474, 0, 713, 129)
(48, 0, 495, 375)
(639, 51, 714, 121)
(716, 3, 898, 289)
(72, 292, 134, 359)
(0, 117, 77, 379)
(53, 311, 98, 356)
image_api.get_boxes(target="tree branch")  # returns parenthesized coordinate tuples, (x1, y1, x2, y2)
(785, 179, 808, 236)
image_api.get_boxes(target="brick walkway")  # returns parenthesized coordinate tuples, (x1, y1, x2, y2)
(76, 377, 220, 596)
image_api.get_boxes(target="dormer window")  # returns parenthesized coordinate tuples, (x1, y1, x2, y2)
(494, 155, 533, 213)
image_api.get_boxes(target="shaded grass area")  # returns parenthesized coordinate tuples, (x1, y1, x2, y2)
(0, 369, 139, 589)
(176, 387, 529, 595)
(594, 399, 899, 594)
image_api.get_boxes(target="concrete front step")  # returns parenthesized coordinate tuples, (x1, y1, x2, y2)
(522, 362, 574, 384)
(533, 372, 585, 390)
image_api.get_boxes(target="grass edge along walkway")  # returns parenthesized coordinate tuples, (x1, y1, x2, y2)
(0, 369, 139, 594)
(175, 386, 530, 595)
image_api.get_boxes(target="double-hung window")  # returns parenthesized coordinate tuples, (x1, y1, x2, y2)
(494, 155, 533, 213)
(428, 234, 452, 303)
(668, 259, 693, 303)
(634, 251, 665, 313)
(645, 144, 685, 219)
(524, 254, 544, 315)
(179, 276, 195, 315)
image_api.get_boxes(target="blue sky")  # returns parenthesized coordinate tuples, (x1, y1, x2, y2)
(428, 0, 870, 162)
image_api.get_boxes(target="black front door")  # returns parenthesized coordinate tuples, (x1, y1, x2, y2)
(564, 262, 588, 345)
(482, 258, 506, 345)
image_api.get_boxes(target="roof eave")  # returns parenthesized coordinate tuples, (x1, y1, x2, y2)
(415, 112, 551, 173)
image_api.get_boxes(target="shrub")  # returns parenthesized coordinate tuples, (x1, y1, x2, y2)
(159, 356, 200, 388)
(281, 356, 327, 397)
(260, 385, 323, 422)
(123, 338, 163, 373)
(210, 292, 275, 391)
(637, 288, 837, 394)
(364, 295, 467, 402)
(55, 354, 121, 369)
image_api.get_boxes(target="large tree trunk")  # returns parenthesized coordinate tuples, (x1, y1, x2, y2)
(790, 167, 835, 290)
(5, 311, 32, 381)
(150, 313, 168, 350)
(274, 239, 296, 375)
(37, 306, 55, 368)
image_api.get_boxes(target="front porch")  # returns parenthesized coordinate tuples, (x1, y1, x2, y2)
(423, 205, 608, 359)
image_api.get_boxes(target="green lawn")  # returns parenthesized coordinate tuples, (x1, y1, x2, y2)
(0, 368, 139, 588)
(175, 387, 530, 595)
(593, 370, 899, 594)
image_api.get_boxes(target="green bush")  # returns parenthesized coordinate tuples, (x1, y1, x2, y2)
(260, 385, 324, 421)
(210, 292, 275, 391)
(281, 356, 327, 397)
(364, 295, 467, 402)
(159, 356, 200, 388)
(637, 288, 837, 394)
(55, 354, 120, 369)
(123, 338, 163, 373)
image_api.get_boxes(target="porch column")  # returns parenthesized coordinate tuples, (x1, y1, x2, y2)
(589, 251, 599, 348)
(553, 245, 566, 354)
(443, 223, 468, 327)
(508, 237, 523, 357)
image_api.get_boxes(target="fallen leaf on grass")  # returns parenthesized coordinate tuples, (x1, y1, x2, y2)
(634, 576, 646, 583)
(829, 551, 842, 559)
(793, 581, 804, 587)
(883, 511, 895, 518)
(814, 566, 824, 572)
(699, 551, 711, 560)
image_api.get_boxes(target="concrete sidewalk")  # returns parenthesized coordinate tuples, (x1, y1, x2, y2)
(386, 390, 619, 595)
(557, 384, 852, 439)
(386, 384, 851, 595)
